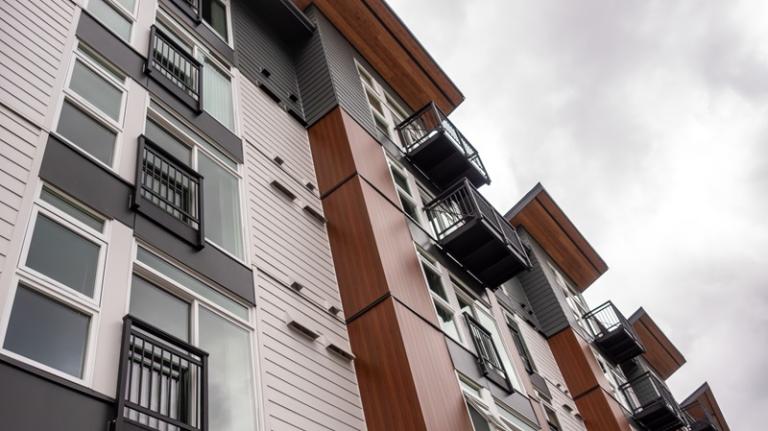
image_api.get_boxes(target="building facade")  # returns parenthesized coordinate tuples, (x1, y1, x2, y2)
(0, 1, 729, 431)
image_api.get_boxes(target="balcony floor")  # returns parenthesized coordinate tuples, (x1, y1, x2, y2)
(408, 130, 488, 188)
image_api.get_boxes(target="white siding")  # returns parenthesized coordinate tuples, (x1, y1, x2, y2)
(0, 0, 76, 127)
(240, 78, 365, 430)
(518, 320, 587, 431)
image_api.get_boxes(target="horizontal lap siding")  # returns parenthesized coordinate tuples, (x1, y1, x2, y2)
(0, 0, 74, 126)
(0, 106, 42, 278)
(518, 320, 586, 431)
(239, 78, 365, 430)
(295, 10, 337, 126)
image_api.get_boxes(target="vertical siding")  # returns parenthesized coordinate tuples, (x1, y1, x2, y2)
(0, 0, 75, 126)
(239, 77, 365, 430)
(296, 8, 337, 125)
(517, 319, 586, 431)
(0, 106, 41, 276)
(517, 231, 570, 337)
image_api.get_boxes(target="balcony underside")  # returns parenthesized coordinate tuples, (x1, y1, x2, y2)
(689, 420, 718, 431)
(593, 326, 645, 364)
(407, 130, 489, 188)
(440, 218, 529, 288)
(633, 399, 687, 431)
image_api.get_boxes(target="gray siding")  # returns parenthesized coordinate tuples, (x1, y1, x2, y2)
(517, 318, 586, 431)
(232, 0, 303, 117)
(0, 0, 75, 127)
(239, 76, 365, 430)
(295, 8, 337, 125)
(516, 230, 570, 337)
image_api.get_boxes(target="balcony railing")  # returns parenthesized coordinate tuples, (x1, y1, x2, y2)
(396, 102, 490, 188)
(133, 136, 204, 247)
(621, 372, 686, 431)
(465, 314, 510, 391)
(147, 26, 202, 112)
(115, 315, 208, 431)
(581, 301, 645, 364)
(426, 179, 531, 288)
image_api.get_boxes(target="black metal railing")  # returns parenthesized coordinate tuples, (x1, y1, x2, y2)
(581, 301, 640, 344)
(115, 316, 208, 431)
(395, 102, 489, 181)
(147, 26, 202, 111)
(465, 313, 509, 388)
(426, 179, 530, 264)
(620, 372, 684, 424)
(136, 136, 203, 230)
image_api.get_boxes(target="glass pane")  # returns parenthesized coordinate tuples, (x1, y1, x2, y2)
(422, 263, 447, 301)
(390, 166, 411, 194)
(199, 153, 244, 259)
(26, 214, 100, 298)
(136, 247, 248, 319)
(88, 0, 132, 41)
(145, 119, 192, 165)
(477, 308, 521, 391)
(3, 286, 90, 377)
(129, 276, 190, 341)
(70, 59, 123, 121)
(41, 187, 104, 232)
(198, 308, 256, 431)
(113, 0, 136, 11)
(436, 305, 460, 341)
(202, 0, 228, 40)
(467, 404, 491, 431)
(203, 60, 234, 130)
(399, 193, 419, 220)
(57, 101, 116, 164)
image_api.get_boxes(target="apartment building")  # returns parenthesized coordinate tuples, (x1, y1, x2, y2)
(0, 0, 730, 431)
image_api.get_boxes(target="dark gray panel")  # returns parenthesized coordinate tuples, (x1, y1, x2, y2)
(0, 357, 114, 431)
(232, 0, 304, 118)
(296, 7, 338, 125)
(516, 231, 570, 338)
(77, 11, 244, 163)
(159, 0, 235, 64)
(40, 136, 255, 305)
(496, 277, 541, 329)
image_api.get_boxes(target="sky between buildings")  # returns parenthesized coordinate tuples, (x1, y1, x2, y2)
(389, 0, 768, 428)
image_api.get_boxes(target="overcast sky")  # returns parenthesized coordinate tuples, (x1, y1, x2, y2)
(389, 0, 767, 428)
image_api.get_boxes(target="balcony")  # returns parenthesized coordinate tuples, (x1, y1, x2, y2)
(426, 179, 531, 288)
(114, 316, 208, 431)
(582, 301, 645, 364)
(146, 26, 202, 112)
(133, 136, 204, 247)
(396, 102, 490, 188)
(621, 372, 687, 431)
(465, 314, 510, 391)
(684, 402, 720, 431)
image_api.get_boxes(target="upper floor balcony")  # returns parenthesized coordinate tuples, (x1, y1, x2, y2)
(465, 313, 511, 391)
(582, 301, 645, 364)
(621, 372, 687, 431)
(426, 179, 531, 289)
(396, 102, 490, 189)
(146, 26, 203, 112)
(114, 315, 209, 431)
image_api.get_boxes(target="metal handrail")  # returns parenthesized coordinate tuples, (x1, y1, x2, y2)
(581, 301, 642, 345)
(147, 26, 203, 110)
(465, 313, 508, 381)
(115, 315, 208, 431)
(395, 102, 489, 180)
(620, 372, 684, 420)
(425, 179, 530, 266)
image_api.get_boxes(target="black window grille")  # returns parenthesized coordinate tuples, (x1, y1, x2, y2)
(465, 313, 510, 390)
(147, 26, 202, 112)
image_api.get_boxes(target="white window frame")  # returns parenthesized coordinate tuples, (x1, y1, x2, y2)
(198, 0, 234, 46)
(128, 241, 258, 428)
(387, 157, 433, 228)
(53, 44, 130, 172)
(86, 0, 139, 44)
(355, 60, 408, 145)
(146, 99, 249, 264)
(419, 255, 462, 342)
(0, 185, 109, 385)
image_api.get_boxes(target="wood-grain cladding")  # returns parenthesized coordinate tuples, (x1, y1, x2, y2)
(681, 383, 731, 431)
(574, 387, 633, 431)
(508, 186, 608, 292)
(629, 309, 686, 381)
(293, 0, 463, 114)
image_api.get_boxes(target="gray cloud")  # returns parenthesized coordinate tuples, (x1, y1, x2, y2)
(390, 0, 768, 428)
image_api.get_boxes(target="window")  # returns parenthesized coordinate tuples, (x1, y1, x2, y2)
(388, 161, 420, 221)
(356, 61, 408, 145)
(56, 46, 126, 167)
(203, 58, 234, 129)
(87, 0, 134, 42)
(130, 256, 256, 431)
(420, 257, 461, 342)
(475, 305, 523, 392)
(467, 403, 492, 431)
(201, 0, 229, 41)
(147, 101, 245, 260)
(505, 315, 536, 374)
(1, 187, 106, 380)
(544, 406, 562, 431)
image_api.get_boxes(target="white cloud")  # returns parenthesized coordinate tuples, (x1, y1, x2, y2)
(389, 0, 768, 428)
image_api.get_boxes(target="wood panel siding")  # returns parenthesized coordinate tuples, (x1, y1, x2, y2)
(293, 0, 464, 114)
(628, 308, 686, 381)
(548, 328, 611, 399)
(0, 0, 75, 127)
(507, 184, 608, 292)
(680, 383, 731, 431)
(573, 387, 633, 431)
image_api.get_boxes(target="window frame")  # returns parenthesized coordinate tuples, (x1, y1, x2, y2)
(86, 0, 139, 43)
(199, 0, 233, 45)
(504, 313, 536, 375)
(419, 255, 462, 343)
(355, 60, 408, 146)
(145, 99, 248, 263)
(54, 44, 129, 171)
